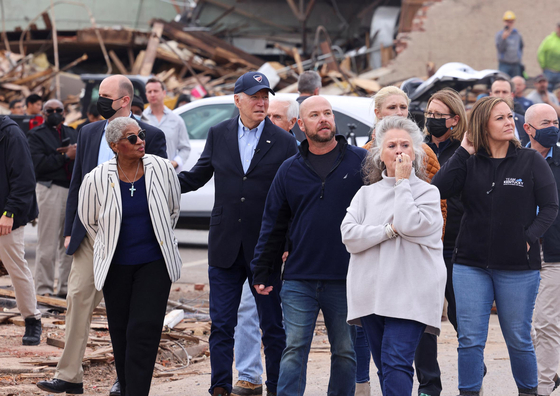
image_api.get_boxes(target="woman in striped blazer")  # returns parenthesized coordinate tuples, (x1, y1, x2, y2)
(78, 116, 181, 396)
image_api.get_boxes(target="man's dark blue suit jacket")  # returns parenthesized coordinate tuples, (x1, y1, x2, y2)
(514, 112, 529, 146)
(178, 117, 298, 269)
(64, 117, 167, 255)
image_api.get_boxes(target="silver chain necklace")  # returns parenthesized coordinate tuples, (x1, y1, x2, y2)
(117, 159, 141, 197)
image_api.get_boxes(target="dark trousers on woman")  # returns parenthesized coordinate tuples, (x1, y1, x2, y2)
(414, 255, 457, 396)
(361, 314, 426, 396)
(103, 259, 171, 396)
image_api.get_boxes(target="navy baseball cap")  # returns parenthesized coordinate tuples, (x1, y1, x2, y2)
(234, 72, 275, 95)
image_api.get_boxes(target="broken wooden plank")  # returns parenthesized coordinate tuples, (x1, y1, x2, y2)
(131, 50, 145, 75)
(0, 288, 67, 309)
(41, 12, 52, 30)
(0, 312, 18, 324)
(109, 50, 128, 75)
(47, 337, 65, 349)
(140, 22, 164, 76)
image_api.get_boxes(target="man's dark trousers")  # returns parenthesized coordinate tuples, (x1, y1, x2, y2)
(414, 255, 458, 396)
(208, 246, 285, 394)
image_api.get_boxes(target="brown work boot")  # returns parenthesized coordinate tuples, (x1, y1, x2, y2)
(213, 387, 230, 396)
(231, 380, 262, 396)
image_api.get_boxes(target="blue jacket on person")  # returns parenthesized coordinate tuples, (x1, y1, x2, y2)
(251, 135, 367, 286)
(0, 116, 38, 231)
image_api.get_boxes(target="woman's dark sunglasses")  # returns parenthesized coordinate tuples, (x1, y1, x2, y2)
(120, 129, 146, 144)
(45, 108, 64, 114)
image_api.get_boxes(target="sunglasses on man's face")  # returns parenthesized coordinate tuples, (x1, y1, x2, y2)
(45, 108, 64, 114)
(120, 129, 146, 144)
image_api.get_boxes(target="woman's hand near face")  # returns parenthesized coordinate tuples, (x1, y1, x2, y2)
(461, 131, 476, 155)
(395, 153, 412, 180)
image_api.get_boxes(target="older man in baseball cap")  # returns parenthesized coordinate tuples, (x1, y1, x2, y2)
(178, 71, 297, 396)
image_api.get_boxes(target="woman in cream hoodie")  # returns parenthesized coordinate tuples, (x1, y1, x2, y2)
(341, 116, 447, 396)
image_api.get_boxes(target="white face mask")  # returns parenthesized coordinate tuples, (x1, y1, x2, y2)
(133, 114, 142, 121)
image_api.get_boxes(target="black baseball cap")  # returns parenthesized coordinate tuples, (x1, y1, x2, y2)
(234, 72, 275, 96)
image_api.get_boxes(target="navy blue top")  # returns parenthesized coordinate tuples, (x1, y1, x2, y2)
(112, 175, 164, 265)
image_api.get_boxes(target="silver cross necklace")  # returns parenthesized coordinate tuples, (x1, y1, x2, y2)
(117, 160, 141, 197)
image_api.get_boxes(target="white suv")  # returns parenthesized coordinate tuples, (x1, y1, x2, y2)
(174, 93, 375, 228)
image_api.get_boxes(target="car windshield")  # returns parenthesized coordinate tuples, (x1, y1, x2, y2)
(179, 104, 238, 140)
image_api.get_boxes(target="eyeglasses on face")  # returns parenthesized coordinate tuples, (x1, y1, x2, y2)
(45, 108, 64, 114)
(424, 111, 455, 120)
(120, 129, 146, 144)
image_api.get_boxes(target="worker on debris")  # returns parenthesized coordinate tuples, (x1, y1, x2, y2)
(0, 115, 42, 346)
(37, 75, 167, 396)
(78, 116, 181, 396)
(27, 99, 77, 299)
(495, 10, 524, 78)
(144, 78, 191, 172)
(178, 71, 297, 396)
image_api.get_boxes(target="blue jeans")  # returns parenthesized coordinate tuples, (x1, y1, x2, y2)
(355, 326, 371, 383)
(544, 69, 560, 92)
(360, 314, 425, 396)
(498, 62, 522, 78)
(278, 280, 356, 396)
(234, 279, 263, 384)
(453, 264, 540, 394)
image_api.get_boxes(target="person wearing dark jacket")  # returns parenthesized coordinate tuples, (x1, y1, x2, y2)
(432, 97, 559, 396)
(252, 96, 366, 396)
(524, 103, 560, 396)
(27, 99, 77, 298)
(415, 88, 467, 396)
(0, 116, 42, 345)
(178, 72, 296, 396)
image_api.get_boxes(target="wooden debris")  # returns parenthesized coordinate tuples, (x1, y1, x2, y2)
(46, 337, 65, 349)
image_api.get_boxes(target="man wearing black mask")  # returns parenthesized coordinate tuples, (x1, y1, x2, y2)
(27, 99, 77, 299)
(525, 103, 560, 396)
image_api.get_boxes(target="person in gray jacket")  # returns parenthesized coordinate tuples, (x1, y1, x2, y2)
(496, 10, 524, 78)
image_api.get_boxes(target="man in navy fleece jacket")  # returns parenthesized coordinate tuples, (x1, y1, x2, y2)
(252, 96, 367, 396)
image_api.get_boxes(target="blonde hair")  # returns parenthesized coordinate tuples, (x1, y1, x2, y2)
(468, 96, 521, 155)
(373, 86, 410, 119)
(424, 88, 467, 141)
(363, 116, 426, 185)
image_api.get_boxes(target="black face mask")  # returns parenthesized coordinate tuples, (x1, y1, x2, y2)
(532, 125, 560, 148)
(46, 112, 64, 127)
(97, 96, 122, 119)
(425, 118, 449, 138)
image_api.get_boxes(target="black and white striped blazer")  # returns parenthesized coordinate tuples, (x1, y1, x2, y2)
(78, 154, 182, 290)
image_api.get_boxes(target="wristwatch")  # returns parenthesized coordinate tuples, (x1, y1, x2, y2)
(3, 211, 14, 218)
